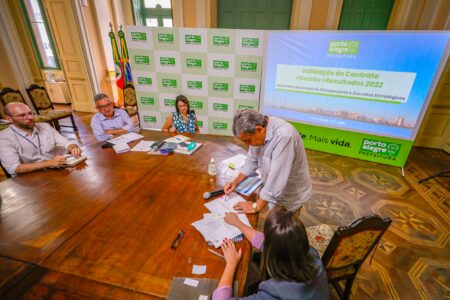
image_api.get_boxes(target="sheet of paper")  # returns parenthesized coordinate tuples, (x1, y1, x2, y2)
(131, 140, 155, 152)
(184, 278, 199, 287)
(110, 132, 144, 145)
(192, 265, 207, 275)
(222, 154, 247, 170)
(113, 143, 130, 153)
(164, 135, 191, 143)
(199, 296, 209, 300)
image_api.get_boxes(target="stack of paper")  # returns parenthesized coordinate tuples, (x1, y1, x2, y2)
(222, 154, 247, 170)
(63, 154, 87, 166)
(131, 140, 155, 152)
(191, 194, 251, 248)
(110, 132, 144, 145)
(174, 142, 202, 155)
(164, 135, 190, 144)
(113, 143, 131, 153)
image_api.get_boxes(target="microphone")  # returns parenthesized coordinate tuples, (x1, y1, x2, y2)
(203, 189, 225, 200)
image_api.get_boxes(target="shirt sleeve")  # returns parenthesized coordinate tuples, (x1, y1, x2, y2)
(50, 125, 75, 150)
(240, 146, 259, 176)
(0, 135, 20, 176)
(251, 232, 265, 250)
(259, 136, 296, 203)
(91, 114, 112, 142)
(212, 286, 232, 300)
(120, 110, 135, 132)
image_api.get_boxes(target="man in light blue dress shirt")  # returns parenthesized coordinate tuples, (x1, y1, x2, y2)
(90, 93, 135, 142)
(224, 109, 312, 216)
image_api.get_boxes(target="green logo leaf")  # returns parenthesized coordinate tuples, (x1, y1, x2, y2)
(242, 38, 259, 47)
(213, 122, 227, 129)
(213, 60, 229, 70)
(185, 34, 201, 44)
(213, 36, 230, 46)
(213, 83, 229, 91)
(213, 103, 228, 111)
(140, 97, 155, 105)
(239, 84, 255, 93)
(134, 55, 150, 64)
(160, 57, 176, 65)
(186, 58, 202, 68)
(187, 81, 202, 89)
(158, 33, 174, 43)
(138, 77, 152, 85)
(328, 40, 359, 55)
(143, 116, 156, 123)
(240, 62, 257, 71)
(162, 79, 177, 87)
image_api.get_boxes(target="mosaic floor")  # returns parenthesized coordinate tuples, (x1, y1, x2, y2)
(281, 148, 449, 300)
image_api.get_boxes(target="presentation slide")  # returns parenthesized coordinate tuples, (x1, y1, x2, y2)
(261, 32, 450, 140)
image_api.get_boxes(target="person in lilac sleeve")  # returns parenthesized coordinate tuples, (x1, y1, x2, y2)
(212, 207, 330, 300)
(90, 93, 136, 142)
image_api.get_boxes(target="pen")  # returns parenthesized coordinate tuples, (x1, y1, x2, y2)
(207, 248, 225, 260)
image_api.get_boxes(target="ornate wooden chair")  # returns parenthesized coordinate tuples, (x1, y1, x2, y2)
(123, 84, 139, 117)
(26, 84, 77, 131)
(0, 87, 53, 125)
(307, 215, 392, 300)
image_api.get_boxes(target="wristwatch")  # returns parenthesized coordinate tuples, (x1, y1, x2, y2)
(252, 202, 257, 212)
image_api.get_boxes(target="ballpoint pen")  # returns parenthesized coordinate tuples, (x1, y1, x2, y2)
(207, 248, 225, 260)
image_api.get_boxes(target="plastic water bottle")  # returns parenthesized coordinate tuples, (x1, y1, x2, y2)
(208, 157, 217, 182)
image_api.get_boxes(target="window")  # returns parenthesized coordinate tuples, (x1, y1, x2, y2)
(132, 0, 173, 27)
(20, 0, 60, 69)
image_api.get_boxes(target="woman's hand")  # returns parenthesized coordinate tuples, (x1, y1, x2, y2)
(221, 238, 241, 268)
(224, 212, 242, 228)
(169, 126, 176, 133)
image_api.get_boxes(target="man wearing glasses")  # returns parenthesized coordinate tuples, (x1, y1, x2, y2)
(0, 102, 81, 176)
(90, 93, 135, 142)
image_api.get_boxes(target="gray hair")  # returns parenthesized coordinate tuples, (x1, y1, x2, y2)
(94, 93, 110, 103)
(232, 109, 267, 136)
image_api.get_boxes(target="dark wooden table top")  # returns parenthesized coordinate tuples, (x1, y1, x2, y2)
(0, 131, 255, 298)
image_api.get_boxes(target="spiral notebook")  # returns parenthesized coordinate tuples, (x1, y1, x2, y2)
(207, 234, 243, 246)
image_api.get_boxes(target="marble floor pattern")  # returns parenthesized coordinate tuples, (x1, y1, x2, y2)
(1, 106, 449, 299)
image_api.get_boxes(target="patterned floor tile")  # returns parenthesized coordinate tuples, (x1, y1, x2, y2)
(409, 258, 450, 300)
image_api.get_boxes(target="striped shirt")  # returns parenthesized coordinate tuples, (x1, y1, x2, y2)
(0, 123, 75, 176)
(240, 117, 312, 211)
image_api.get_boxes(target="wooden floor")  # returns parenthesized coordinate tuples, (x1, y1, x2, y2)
(1, 106, 449, 299)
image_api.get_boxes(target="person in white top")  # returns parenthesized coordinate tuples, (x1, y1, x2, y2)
(0, 102, 81, 176)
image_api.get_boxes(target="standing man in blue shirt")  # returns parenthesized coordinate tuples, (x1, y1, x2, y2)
(90, 93, 136, 142)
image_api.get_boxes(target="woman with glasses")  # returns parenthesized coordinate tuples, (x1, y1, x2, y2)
(162, 95, 199, 133)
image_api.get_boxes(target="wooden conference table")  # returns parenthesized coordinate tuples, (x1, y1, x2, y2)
(0, 131, 256, 299)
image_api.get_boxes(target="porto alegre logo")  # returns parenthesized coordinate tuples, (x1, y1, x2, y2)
(187, 81, 202, 89)
(158, 33, 174, 43)
(131, 32, 146, 41)
(164, 99, 176, 106)
(143, 116, 156, 123)
(140, 97, 155, 105)
(213, 103, 228, 112)
(162, 79, 177, 87)
(213, 60, 229, 70)
(213, 36, 230, 46)
(242, 38, 259, 47)
(239, 84, 255, 93)
(213, 122, 227, 129)
(328, 40, 359, 55)
(240, 62, 257, 72)
(359, 139, 401, 159)
(213, 83, 229, 91)
(197, 120, 203, 127)
(160, 57, 175, 65)
(238, 104, 254, 109)
(185, 34, 201, 44)
(186, 58, 202, 68)
(190, 101, 203, 109)
(134, 55, 150, 64)
(138, 77, 152, 85)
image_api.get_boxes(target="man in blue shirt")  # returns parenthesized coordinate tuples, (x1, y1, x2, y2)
(90, 93, 135, 142)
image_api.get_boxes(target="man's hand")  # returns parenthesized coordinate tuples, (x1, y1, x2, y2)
(224, 212, 242, 227)
(46, 155, 66, 168)
(233, 201, 257, 214)
(224, 181, 238, 194)
(70, 147, 81, 157)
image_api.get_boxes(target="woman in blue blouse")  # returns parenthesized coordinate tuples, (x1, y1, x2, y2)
(162, 95, 199, 133)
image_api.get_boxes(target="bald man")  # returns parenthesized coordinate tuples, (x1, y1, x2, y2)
(0, 102, 81, 176)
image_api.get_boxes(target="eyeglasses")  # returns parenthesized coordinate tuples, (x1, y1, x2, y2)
(171, 230, 185, 250)
(11, 112, 34, 119)
(96, 103, 113, 110)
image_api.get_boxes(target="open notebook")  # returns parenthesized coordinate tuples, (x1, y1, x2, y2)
(63, 154, 87, 167)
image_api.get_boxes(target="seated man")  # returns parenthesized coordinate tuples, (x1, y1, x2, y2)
(0, 102, 81, 176)
(90, 93, 135, 142)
